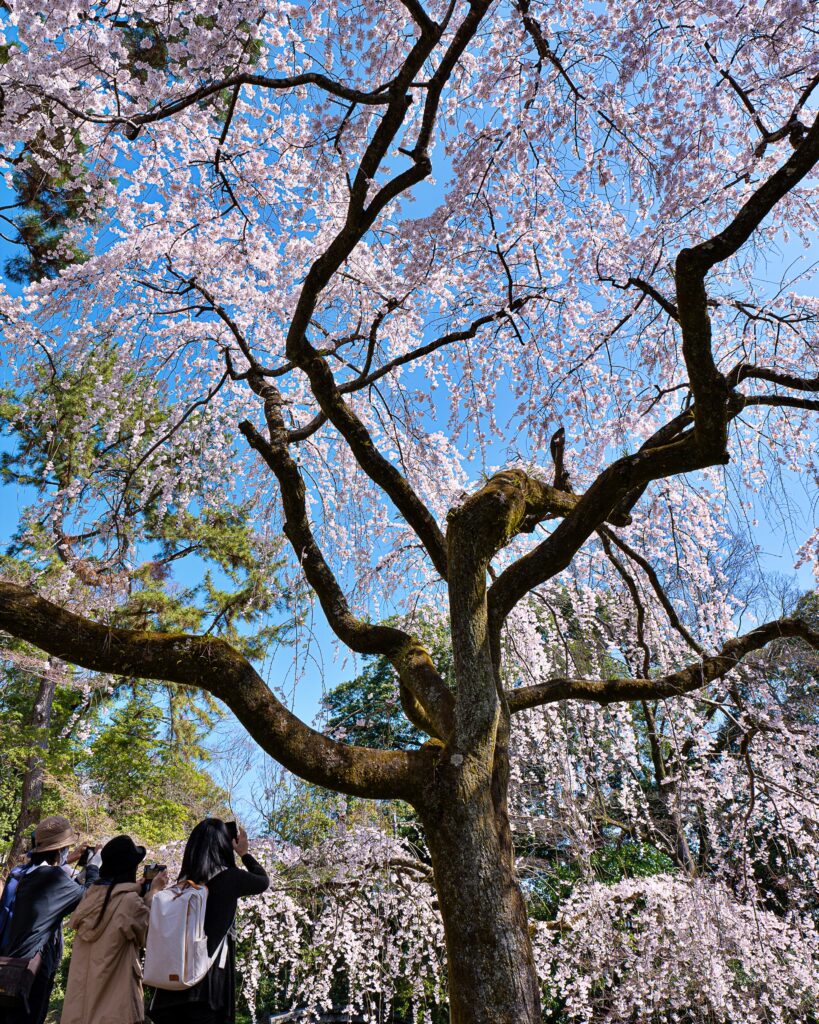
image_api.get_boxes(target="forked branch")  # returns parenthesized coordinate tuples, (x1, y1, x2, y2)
(238, 381, 454, 741)
(489, 113, 819, 630)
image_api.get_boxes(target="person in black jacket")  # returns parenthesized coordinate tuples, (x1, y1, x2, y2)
(148, 819, 269, 1024)
(0, 816, 99, 1024)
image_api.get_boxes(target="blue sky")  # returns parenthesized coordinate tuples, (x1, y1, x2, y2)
(1, 116, 817, 826)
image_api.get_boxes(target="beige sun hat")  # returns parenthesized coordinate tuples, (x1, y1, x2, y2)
(32, 815, 78, 853)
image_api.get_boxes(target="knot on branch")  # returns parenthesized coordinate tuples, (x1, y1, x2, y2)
(788, 120, 807, 148)
(446, 469, 537, 560)
(550, 426, 572, 492)
(447, 466, 632, 571)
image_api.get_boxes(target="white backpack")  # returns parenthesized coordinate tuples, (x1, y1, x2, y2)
(142, 882, 228, 990)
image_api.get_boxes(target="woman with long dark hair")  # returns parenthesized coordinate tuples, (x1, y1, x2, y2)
(148, 819, 269, 1024)
(61, 835, 167, 1024)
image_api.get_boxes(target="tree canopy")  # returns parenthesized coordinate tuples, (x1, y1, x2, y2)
(1, 2, 819, 1022)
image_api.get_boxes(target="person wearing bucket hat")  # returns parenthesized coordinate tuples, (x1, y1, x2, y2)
(60, 835, 168, 1024)
(30, 817, 77, 856)
(0, 816, 99, 1024)
(99, 835, 147, 880)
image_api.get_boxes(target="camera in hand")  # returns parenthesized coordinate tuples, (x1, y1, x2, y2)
(77, 845, 95, 868)
(143, 862, 166, 881)
(226, 821, 239, 842)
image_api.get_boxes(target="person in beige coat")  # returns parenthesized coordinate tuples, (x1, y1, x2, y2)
(61, 835, 167, 1024)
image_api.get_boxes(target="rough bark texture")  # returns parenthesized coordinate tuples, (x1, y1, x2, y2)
(423, 474, 545, 1021)
(0, 584, 430, 802)
(420, 753, 541, 1024)
(4, 666, 57, 872)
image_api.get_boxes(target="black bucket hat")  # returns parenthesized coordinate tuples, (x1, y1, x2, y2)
(100, 835, 146, 880)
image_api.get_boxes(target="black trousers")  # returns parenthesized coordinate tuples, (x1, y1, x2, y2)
(0, 968, 56, 1024)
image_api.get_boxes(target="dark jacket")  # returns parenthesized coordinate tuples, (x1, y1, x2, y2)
(149, 854, 268, 1024)
(2, 864, 99, 977)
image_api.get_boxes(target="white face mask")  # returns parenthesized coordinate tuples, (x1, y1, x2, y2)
(59, 848, 69, 866)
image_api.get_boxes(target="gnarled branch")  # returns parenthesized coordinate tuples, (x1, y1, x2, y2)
(489, 113, 819, 630)
(239, 385, 454, 741)
(0, 582, 430, 800)
(506, 617, 819, 712)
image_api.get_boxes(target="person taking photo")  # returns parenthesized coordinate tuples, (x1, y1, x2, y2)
(61, 835, 168, 1024)
(0, 816, 98, 1024)
(148, 819, 268, 1024)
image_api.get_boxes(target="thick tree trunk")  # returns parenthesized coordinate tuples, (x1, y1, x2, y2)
(4, 666, 57, 872)
(429, 473, 543, 1022)
(420, 755, 541, 1024)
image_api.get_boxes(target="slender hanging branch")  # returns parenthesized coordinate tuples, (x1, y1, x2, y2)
(598, 526, 704, 655)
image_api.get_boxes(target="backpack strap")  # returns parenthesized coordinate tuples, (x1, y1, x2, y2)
(170, 879, 206, 899)
(213, 914, 235, 971)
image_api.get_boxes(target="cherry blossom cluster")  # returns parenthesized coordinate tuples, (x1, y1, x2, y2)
(536, 875, 819, 1023)
(156, 828, 446, 1023)
(148, 824, 819, 1023)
